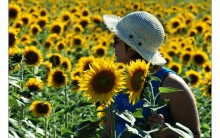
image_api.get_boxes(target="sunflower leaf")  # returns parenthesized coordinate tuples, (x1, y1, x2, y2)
(9, 76, 22, 89)
(165, 123, 194, 138)
(159, 87, 181, 93)
(132, 108, 143, 118)
(115, 110, 136, 126)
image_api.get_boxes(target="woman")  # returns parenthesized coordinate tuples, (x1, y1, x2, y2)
(102, 11, 201, 138)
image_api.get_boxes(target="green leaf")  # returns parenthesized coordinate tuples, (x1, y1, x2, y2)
(132, 108, 143, 118)
(115, 110, 136, 126)
(159, 87, 182, 93)
(9, 76, 21, 89)
(165, 123, 194, 138)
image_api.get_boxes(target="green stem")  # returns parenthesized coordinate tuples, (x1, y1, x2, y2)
(64, 85, 68, 128)
(52, 103, 56, 138)
(109, 104, 115, 138)
(44, 116, 48, 138)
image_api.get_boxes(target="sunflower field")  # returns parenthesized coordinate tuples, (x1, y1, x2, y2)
(9, 0, 211, 138)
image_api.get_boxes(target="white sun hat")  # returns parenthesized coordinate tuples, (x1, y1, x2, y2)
(103, 11, 166, 65)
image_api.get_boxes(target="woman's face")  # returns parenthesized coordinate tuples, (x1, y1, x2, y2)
(113, 37, 136, 63)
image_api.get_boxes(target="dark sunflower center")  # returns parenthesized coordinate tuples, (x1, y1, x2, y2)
(9, 8, 18, 19)
(94, 18, 101, 24)
(44, 41, 51, 49)
(96, 49, 105, 56)
(172, 21, 179, 28)
(189, 74, 199, 85)
(74, 38, 82, 45)
(171, 65, 179, 73)
(193, 54, 205, 65)
(63, 15, 70, 21)
(183, 54, 191, 62)
(38, 20, 46, 28)
(80, 20, 88, 28)
(9, 33, 16, 47)
(49, 55, 61, 67)
(71, 80, 79, 88)
(36, 103, 49, 114)
(40, 11, 46, 16)
(22, 17, 29, 24)
(58, 43, 64, 50)
(82, 11, 89, 16)
(24, 51, 40, 65)
(196, 26, 203, 33)
(83, 62, 91, 71)
(208, 84, 211, 95)
(53, 71, 65, 85)
(131, 69, 144, 91)
(205, 65, 211, 72)
(91, 70, 115, 94)
(51, 25, 61, 34)
(31, 27, 39, 35)
(28, 84, 40, 92)
(62, 62, 68, 69)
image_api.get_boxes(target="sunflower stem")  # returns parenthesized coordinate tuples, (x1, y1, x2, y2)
(64, 85, 68, 128)
(44, 116, 48, 138)
(109, 104, 115, 138)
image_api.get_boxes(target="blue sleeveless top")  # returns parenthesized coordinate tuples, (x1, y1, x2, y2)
(114, 67, 176, 137)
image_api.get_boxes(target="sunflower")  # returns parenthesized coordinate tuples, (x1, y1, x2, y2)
(92, 45, 107, 57)
(9, 3, 21, 20)
(47, 68, 68, 87)
(61, 57, 72, 71)
(78, 17, 90, 28)
(79, 58, 125, 106)
(202, 61, 211, 74)
(37, 17, 48, 28)
(72, 24, 84, 34)
(125, 59, 150, 105)
(23, 46, 43, 66)
(50, 22, 64, 35)
(30, 24, 42, 36)
(180, 51, 192, 65)
(20, 34, 31, 46)
(192, 50, 208, 66)
(187, 28, 198, 37)
(38, 8, 48, 17)
(47, 53, 63, 67)
(20, 14, 32, 25)
(26, 78, 44, 92)
(9, 27, 18, 48)
(13, 20, 23, 29)
(185, 69, 202, 87)
(43, 40, 53, 49)
(9, 47, 23, 63)
(168, 62, 182, 74)
(72, 35, 85, 46)
(93, 14, 102, 24)
(166, 17, 184, 34)
(55, 40, 66, 51)
(201, 72, 211, 97)
(80, 7, 90, 17)
(70, 76, 80, 92)
(60, 11, 72, 24)
(76, 56, 95, 71)
(30, 100, 52, 117)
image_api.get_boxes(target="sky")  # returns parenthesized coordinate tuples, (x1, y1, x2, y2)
(2, 0, 220, 137)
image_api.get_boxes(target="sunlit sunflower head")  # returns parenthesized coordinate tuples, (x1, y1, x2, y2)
(79, 58, 125, 106)
(126, 59, 150, 105)
(30, 100, 52, 117)
(26, 78, 44, 92)
(9, 47, 23, 63)
(60, 11, 72, 24)
(70, 76, 80, 92)
(180, 51, 192, 64)
(47, 53, 63, 67)
(38, 8, 48, 17)
(72, 35, 85, 46)
(50, 22, 64, 35)
(201, 72, 211, 98)
(96, 104, 107, 119)
(92, 45, 107, 57)
(30, 24, 42, 36)
(9, 3, 21, 20)
(73, 24, 84, 33)
(80, 7, 90, 18)
(186, 69, 202, 88)
(47, 68, 68, 88)
(76, 56, 95, 71)
(23, 46, 43, 66)
(168, 62, 182, 74)
(192, 50, 208, 66)
(19, 14, 32, 26)
(71, 68, 82, 78)
(9, 27, 19, 48)
(61, 57, 72, 71)
(55, 40, 66, 51)
(202, 61, 211, 74)
(43, 40, 53, 49)
(93, 14, 102, 24)
(37, 17, 48, 29)
(78, 17, 90, 28)
(187, 28, 198, 37)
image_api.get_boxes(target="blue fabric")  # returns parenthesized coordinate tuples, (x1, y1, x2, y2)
(114, 67, 176, 137)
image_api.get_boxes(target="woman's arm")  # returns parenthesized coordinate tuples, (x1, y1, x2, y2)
(158, 73, 201, 138)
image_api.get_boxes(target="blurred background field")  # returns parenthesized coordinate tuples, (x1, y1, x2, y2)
(9, 0, 211, 137)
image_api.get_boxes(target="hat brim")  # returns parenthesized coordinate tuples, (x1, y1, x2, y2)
(103, 14, 166, 65)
